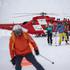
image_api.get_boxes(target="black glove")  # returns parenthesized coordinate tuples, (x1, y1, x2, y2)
(35, 49, 39, 55)
(11, 56, 16, 65)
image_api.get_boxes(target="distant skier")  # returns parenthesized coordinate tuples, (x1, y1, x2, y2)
(9, 25, 45, 70)
(45, 23, 53, 45)
(56, 18, 68, 45)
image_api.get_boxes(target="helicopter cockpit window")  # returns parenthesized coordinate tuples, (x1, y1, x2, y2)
(37, 19, 47, 25)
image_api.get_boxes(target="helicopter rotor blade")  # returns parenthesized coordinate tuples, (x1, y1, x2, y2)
(12, 12, 70, 19)
(14, 12, 59, 16)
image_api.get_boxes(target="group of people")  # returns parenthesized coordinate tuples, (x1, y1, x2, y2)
(9, 18, 70, 70)
(45, 18, 69, 45)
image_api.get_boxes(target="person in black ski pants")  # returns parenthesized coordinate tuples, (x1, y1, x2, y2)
(9, 25, 45, 70)
(45, 24, 53, 45)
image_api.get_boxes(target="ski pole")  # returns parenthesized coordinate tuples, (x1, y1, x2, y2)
(39, 54, 54, 64)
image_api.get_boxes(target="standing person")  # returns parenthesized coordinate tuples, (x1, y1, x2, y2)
(9, 25, 45, 70)
(45, 23, 53, 45)
(56, 18, 68, 45)
(63, 18, 69, 41)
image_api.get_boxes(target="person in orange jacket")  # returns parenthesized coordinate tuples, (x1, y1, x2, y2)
(9, 25, 44, 70)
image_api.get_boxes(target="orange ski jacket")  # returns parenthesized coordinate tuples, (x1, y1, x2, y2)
(9, 32, 38, 59)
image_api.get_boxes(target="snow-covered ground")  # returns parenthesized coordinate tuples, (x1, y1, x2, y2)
(0, 30, 70, 70)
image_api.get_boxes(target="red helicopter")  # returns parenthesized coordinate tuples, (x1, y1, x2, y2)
(0, 12, 70, 36)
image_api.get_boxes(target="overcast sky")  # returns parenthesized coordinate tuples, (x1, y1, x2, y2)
(0, 0, 70, 23)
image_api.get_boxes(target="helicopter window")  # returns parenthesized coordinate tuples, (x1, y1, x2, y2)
(37, 19, 47, 25)
(33, 25, 43, 31)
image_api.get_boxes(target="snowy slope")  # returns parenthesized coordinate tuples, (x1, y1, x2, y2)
(0, 31, 70, 70)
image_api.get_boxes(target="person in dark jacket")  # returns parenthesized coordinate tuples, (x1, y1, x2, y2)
(45, 23, 53, 45)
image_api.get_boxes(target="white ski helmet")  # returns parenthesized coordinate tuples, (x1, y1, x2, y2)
(13, 25, 22, 31)
(12, 25, 28, 36)
(13, 25, 28, 32)
(12, 25, 23, 36)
